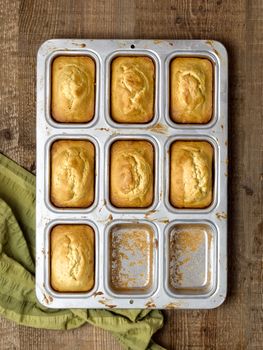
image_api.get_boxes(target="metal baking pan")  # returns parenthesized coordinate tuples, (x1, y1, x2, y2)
(36, 39, 228, 309)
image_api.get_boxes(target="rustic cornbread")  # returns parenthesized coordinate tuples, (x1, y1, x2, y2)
(52, 56, 95, 123)
(51, 140, 95, 208)
(110, 140, 154, 208)
(170, 57, 213, 123)
(170, 141, 213, 208)
(50, 224, 94, 292)
(111, 56, 155, 123)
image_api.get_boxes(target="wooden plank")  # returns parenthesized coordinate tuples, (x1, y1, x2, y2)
(0, 0, 20, 166)
(243, 0, 263, 348)
(0, 0, 262, 349)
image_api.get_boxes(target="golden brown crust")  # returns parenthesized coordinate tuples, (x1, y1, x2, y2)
(50, 224, 94, 292)
(52, 56, 95, 123)
(111, 56, 155, 123)
(170, 141, 213, 208)
(170, 58, 213, 124)
(51, 140, 95, 208)
(110, 140, 154, 208)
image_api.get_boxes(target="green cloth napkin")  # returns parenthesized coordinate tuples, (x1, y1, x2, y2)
(0, 153, 164, 350)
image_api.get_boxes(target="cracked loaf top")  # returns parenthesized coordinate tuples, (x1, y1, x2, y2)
(111, 56, 155, 123)
(51, 140, 95, 208)
(170, 57, 213, 124)
(52, 56, 95, 123)
(51, 224, 94, 292)
(170, 141, 213, 208)
(110, 140, 154, 208)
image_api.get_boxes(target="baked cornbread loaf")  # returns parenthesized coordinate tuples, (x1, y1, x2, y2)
(170, 57, 213, 124)
(170, 141, 213, 208)
(111, 56, 155, 123)
(51, 224, 94, 292)
(52, 56, 95, 123)
(51, 140, 95, 208)
(110, 140, 154, 207)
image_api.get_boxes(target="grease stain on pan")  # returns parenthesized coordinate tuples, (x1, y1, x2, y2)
(111, 131, 120, 136)
(93, 291, 104, 297)
(43, 292, 53, 305)
(98, 298, 117, 308)
(145, 299, 156, 308)
(144, 209, 157, 218)
(98, 204, 104, 213)
(206, 40, 220, 57)
(149, 123, 168, 135)
(43, 294, 49, 304)
(151, 217, 169, 224)
(157, 218, 170, 224)
(143, 214, 169, 224)
(97, 214, 113, 223)
(164, 302, 181, 309)
(216, 212, 227, 220)
(71, 42, 86, 48)
(95, 127, 110, 132)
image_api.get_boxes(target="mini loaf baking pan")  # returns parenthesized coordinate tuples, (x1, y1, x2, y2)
(36, 39, 228, 309)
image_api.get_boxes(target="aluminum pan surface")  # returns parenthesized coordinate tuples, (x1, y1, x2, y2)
(36, 39, 228, 309)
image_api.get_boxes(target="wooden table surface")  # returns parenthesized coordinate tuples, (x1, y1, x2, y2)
(0, 0, 262, 349)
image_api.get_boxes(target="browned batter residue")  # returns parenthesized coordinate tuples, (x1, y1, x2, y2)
(144, 209, 157, 218)
(169, 225, 205, 287)
(43, 294, 49, 304)
(43, 293, 53, 304)
(110, 225, 154, 291)
(149, 123, 168, 134)
(216, 212, 227, 220)
(205, 40, 220, 57)
(98, 299, 117, 308)
(95, 128, 110, 132)
(145, 299, 156, 308)
(165, 302, 181, 309)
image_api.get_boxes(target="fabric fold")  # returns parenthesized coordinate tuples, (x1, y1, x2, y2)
(0, 153, 164, 350)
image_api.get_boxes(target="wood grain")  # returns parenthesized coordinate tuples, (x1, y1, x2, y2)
(0, 0, 262, 349)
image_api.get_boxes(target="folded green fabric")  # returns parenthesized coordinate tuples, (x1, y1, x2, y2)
(0, 153, 165, 350)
